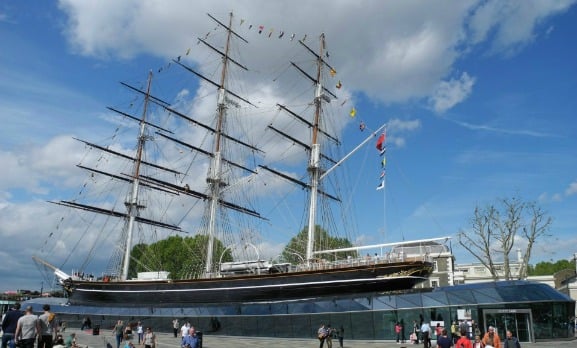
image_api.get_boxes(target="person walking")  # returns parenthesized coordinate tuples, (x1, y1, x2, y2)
(451, 321, 460, 344)
(456, 329, 473, 348)
(172, 319, 179, 338)
(180, 322, 190, 342)
(181, 327, 199, 348)
(112, 320, 124, 348)
(143, 328, 156, 348)
(136, 322, 144, 345)
(420, 321, 431, 348)
(412, 320, 420, 344)
(325, 325, 333, 348)
(436, 329, 452, 348)
(394, 322, 403, 343)
(14, 306, 36, 348)
(317, 323, 328, 348)
(37, 304, 57, 348)
(473, 335, 485, 348)
(435, 323, 443, 340)
(1, 303, 23, 348)
(472, 320, 481, 338)
(482, 326, 501, 348)
(503, 330, 520, 348)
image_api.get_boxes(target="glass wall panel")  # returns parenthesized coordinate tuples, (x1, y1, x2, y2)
(532, 303, 552, 339)
(325, 313, 350, 341)
(552, 303, 569, 339)
(372, 294, 396, 310)
(220, 315, 246, 336)
(395, 293, 422, 309)
(291, 301, 316, 314)
(516, 312, 532, 342)
(270, 302, 288, 315)
(398, 309, 423, 342)
(471, 288, 502, 304)
(289, 314, 313, 338)
(446, 290, 477, 305)
(422, 292, 448, 307)
(378, 310, 398, 341)
(348, 311, 376, 339)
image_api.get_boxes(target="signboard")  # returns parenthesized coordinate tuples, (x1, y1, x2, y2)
(457, 309, 472, 320)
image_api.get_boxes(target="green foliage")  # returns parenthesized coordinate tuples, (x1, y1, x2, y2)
(129, 225, 356, 276)
(281, 225, 356, 264)
(128, 235, 233, 280)
(527, 259, 575, 276)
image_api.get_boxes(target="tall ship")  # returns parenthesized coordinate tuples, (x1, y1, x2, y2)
(34, 13, 443, 307)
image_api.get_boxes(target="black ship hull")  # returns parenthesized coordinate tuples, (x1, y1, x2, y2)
(65, 260, 432, 307)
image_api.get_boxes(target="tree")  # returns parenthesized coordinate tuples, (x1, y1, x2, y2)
(517, 202, 554, 279)
(457, 196, 552, 281)
(281, 225, 356, 264)
(127, 243, 149, 279)
(528, 259, 575, 276)
(128, 235, 232, 280)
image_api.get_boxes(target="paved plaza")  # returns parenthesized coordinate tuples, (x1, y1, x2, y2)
(68, 327, 577, 348)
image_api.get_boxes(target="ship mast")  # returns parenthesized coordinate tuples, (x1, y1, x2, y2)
(257, 34, 339, 265)
(165, 12, 261, 277)
(305, 34, 327, 265)
(121, 71, 153, 280)
(205, 12, 233, 275)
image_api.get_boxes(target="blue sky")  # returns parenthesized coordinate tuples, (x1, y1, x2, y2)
(1, 0, 576, 292)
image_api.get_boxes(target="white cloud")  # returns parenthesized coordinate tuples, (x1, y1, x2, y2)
(51, 1, 465, 107)
(53, 0, 576, 110)
(467, 0, 577, 56)
(386, 118, 421, 148)
(429, 72, 476, 113)
(538, 180, 577, 203)
(0, 136, 85, 195)
(565, 180, 577, 196)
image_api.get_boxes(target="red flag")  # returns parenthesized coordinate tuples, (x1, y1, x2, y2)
(376, 133, 385, 152)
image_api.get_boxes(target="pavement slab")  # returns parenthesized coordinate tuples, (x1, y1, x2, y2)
(67, 327, 577, 348)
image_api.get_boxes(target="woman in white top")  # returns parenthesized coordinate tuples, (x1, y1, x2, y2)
(143, 328, 156, 348)
(136, 322, 144, 345)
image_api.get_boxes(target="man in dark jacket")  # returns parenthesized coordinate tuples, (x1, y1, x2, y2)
(503, 330, 521, 348)
(1, 303, 23, 348)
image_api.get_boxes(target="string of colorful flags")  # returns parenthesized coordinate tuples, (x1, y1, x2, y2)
(148, 15, 360, 126)
(375, 131, 386, 191)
